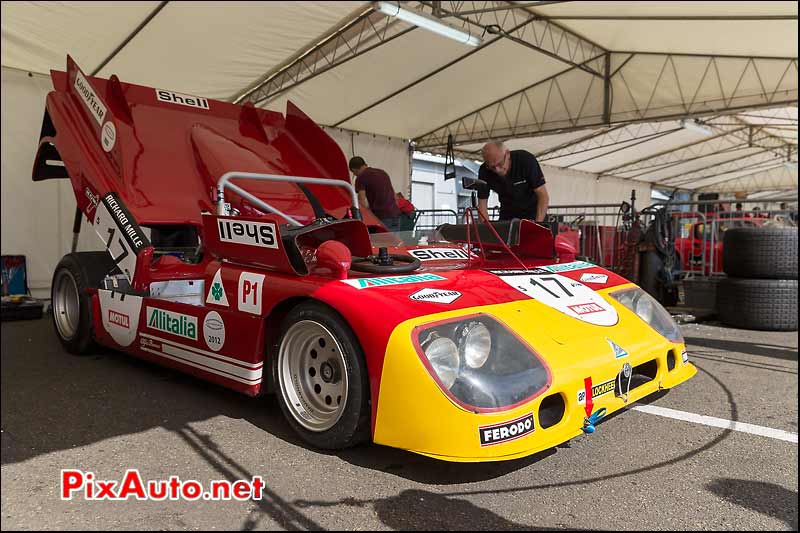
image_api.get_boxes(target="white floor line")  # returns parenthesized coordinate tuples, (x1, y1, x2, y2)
(632, 405, 799, 444)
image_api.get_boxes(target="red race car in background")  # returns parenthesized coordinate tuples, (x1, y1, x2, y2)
(674, 216, 766, 275)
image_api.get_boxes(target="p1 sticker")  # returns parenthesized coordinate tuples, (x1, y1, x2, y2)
(203, 311, 226, 352)
(479, 413, 535, 446)
(493, 272, 618, 326)
(238, 272, 265, 314)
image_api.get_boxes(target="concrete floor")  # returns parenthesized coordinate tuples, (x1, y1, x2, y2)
(1, 316, 797, 530)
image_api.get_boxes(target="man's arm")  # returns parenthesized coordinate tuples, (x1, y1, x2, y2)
(477, 198, 489, 220)
(534, 184, 549, 223)
(358, 189, 369, 209)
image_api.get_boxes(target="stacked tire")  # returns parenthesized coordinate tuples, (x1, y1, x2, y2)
(717, 227, 798, 331)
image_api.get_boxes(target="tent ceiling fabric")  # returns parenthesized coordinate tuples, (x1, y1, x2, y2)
(1, 1, 796, 194)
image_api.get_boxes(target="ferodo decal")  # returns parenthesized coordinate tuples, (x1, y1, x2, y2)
(408, 248, 473, 261)
(217, 219, 277, 249)
(74, 70, 107, 125)
(580, 273, 608, 284)
(492, 272, 618, 326)
(682, 350, 689, 364)
(238, 272, 265, 314)
(577, 378, 615, 405)
(206, 268, 229, 307)
(98, 290, 142, 347)
(409, 288, 461, 304)
(155, 89, 210, 110)
(93, 192, 151, 282)
(341, 273, 446, 289)
(146, 306, 197, 340)
(203, 311, 225, 352)
(479, 413, 535, 446)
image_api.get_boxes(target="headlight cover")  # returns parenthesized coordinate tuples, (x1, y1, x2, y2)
(611, 288, 684, 343)
(414, 314, 550, 411)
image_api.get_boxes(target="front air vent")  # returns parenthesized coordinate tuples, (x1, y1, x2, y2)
(538, 393, 565, 429)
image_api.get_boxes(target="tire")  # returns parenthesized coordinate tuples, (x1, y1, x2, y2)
(682, 277, 719, 311)
(274, 301, 370, 449)
(51, 252, 117, 354)
(722, 227, 798, 279)
(717, 278, 797, 331)
(638, 251, 679, 307)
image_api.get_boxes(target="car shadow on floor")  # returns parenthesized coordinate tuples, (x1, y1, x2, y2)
(684, 335, 798, 361)
(2, 318, 549, 485)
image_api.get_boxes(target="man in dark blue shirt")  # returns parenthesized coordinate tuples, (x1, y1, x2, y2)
(475, 141, 549, 222)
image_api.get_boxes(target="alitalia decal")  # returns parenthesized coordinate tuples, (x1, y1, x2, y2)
(540, 261, 595, 273)
(341, 273, 446, 289)
(146, 306, 197, 340)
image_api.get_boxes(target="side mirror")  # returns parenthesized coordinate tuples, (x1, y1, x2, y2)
(462, 176, 487, 190)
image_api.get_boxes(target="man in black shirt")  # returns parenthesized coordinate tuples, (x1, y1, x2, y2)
(475, 141, 549, 222)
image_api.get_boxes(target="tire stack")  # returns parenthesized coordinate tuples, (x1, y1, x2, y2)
(717, 227, 798, 331)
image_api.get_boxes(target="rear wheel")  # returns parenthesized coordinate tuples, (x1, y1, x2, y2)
(51, 252, 116, 354)
(275, 301, 370, 449)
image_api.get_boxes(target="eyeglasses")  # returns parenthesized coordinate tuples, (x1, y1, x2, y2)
(485, 151, 509, 172)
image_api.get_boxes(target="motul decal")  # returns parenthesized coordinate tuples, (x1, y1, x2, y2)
(567, 302, 606, 315)
(108, 309, 130, 329)
(98, 290, 142, 347)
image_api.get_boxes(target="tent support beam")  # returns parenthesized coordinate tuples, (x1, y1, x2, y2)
(415, 53, 798, 149)
(91, 1, 169, 76)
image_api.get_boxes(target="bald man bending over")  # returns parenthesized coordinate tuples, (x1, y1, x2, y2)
(475, 142, 549, 223)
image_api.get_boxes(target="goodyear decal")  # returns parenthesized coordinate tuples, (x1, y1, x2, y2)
(341, 273, 446, 289)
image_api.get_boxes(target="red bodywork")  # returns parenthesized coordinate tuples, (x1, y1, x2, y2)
(34, 57, 625, 433)
(674, 216, 765, 275)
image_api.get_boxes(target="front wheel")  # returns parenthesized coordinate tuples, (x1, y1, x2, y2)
(274, 302, 370, 449)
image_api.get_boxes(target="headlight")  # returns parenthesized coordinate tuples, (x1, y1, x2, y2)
(460, 321, 491, 369)
(414, 315, 549, 411)
(611, 288, 683, 343)
(423, 336, 460, 389)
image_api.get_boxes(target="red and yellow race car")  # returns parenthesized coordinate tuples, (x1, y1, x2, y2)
(34, 57, 695, 462)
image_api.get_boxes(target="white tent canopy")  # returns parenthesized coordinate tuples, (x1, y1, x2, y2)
(2, 0, 797, 195)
